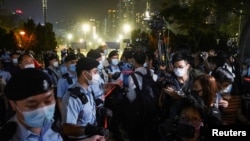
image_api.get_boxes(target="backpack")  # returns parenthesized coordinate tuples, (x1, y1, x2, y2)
(130, 69, 160, 122)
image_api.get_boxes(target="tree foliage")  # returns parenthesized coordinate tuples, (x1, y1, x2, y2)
(0, 18, 57, 54)
(160, 0, 250, 52)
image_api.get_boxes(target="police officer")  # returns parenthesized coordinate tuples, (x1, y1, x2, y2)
(86, 49, 105, 105)
(57, 53, 78, 119)
(43, 53, 61, 89)
(43, 53, 62, 123)
(3, 68, 63, 141)
(61, 57, 111, 140)
(105, 50, 123, 86)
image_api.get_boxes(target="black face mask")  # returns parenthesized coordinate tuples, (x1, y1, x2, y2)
(190, 90, 202, 97)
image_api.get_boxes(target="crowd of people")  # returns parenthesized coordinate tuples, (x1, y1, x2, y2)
(0, 43, 250, 141)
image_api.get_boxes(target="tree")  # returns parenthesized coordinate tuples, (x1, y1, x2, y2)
(160, 0, 250, 52)
(35, 23, 57, 53)
(22, 18, 37, 50)
(0, 26, 7, 45)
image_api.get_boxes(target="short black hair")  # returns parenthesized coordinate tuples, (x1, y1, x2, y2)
(18, 53, 33, 63)
(133, 51, 146, 65)
(172, 52, 190, 64)
(176, 95, 205, 120)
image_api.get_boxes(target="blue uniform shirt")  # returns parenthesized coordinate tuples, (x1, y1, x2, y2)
(91, 78, 105, 107)
(9, 116, 63, 141)
(61, 83, 96, 126)
(0, 70, 12, 83)
(107, 65, 123, 82)
(57, 72, 77, 98)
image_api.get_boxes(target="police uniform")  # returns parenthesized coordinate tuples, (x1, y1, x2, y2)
(61, 57, 110, 139)
(43, 54, 61, 88)
(57, 54, 78, 99)
(106, 50, 123, 83)
(86, 49, 105, 106)
(107, 65, 123, 82)
(62, 83, 96, 126)
(0, 70, 11, 84)
(57, 72, 77, 99)
(9, 116, 62, 141)
(3, 68, 63, 141)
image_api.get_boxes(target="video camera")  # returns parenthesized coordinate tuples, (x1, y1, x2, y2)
(148, 11, 166, 31)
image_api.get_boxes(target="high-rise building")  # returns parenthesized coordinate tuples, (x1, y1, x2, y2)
(42, 0, 47, 24)
(104, 0, 155, 41)
(118, 0, 135, 28)
(106, 10, 119, 41)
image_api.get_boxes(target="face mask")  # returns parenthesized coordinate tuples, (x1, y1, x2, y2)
(101, 56, 106, 62)
(111, 59, 119, 66)
(69, 64, 76, 72)
(12, 58, 18, 64)
(174, 67, 187, 77)
(143, 62, 147, 67)
(104, 50, 108, 56)
(191, 90, 202, 97)
(221, 84, 232, 94)
(91, 73, 100, 84)
(53, 61, 59, 67)
(97, 61, 103, 70)
(242, 69, 247, 76)
(85, 71, 93, 85)
(24, 64, 35, 69)
(179, 118, 203, 137)
(18, 103, 55, 128)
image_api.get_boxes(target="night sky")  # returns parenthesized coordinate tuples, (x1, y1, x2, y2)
(4, 0, 164, 24)
(4, 0, 119, 23)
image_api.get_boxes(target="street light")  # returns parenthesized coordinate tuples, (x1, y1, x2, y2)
(82, 23, 90, 50)
(67, 33, 73, 47)
(20, 31, 25, 36)
(123, 23, 131, 36)
(82, 23, 90, 40)
(19, 31, 25, 47)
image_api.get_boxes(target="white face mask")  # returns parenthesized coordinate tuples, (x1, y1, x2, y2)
(97, 61, 103, 70)
(53, 61, 59, 67)
(143, 62, 148, 67)
(174, 67, 187, 77)
(101, 56, 106, 62)
(85, 71, 93, 85)
(104, 50, 108, 56)
(12, 58, 18, 64)
(24, 64, 35, 69)
(221, 84, 232, 94)
(111, 59, 119, 66)
(242, 69, 247, 76)
(91, 73, 100, 84)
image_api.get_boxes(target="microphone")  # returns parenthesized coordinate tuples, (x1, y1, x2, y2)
(0, 121, 18, 141)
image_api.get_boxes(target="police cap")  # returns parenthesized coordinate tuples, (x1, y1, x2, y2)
(76, 57, 99, 75)
(87, 49, 101, 59)
(64, 53, 77, 63)
(4, 68, 53, 101)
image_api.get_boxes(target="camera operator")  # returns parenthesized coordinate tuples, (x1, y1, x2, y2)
(159, 52, 194, 119)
